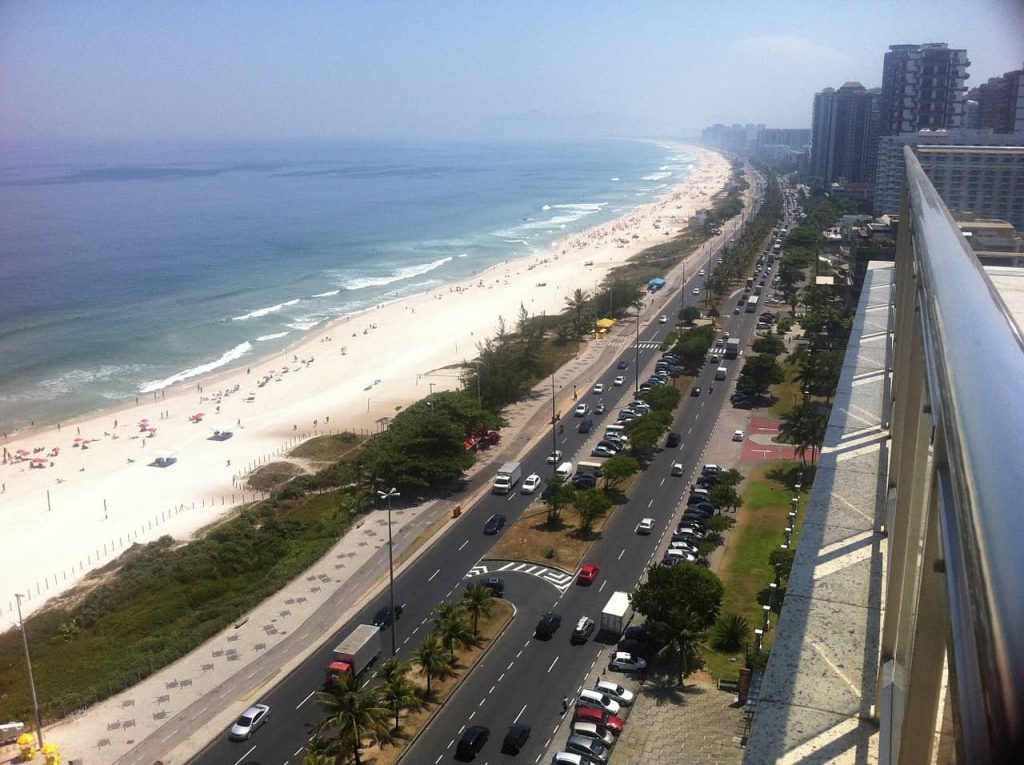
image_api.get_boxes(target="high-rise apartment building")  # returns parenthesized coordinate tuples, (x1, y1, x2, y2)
(880, 43, 970, 136)
(965, 66, 1024, 134)
(810, 88, 835, 181)
(809, 83, 880, 192)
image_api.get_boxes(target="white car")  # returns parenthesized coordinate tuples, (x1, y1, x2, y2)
(592, 383, 604, 394)
(699, 269, 706, 276)
(229, 703, 270, 740)
(692, 287, 700, 294)
(609, 652, 647, 673)
(595, 680, 635, 706)
(574, 403, 589, 416)
(637, 518, 655, 535)
(671, 462, 684, 477)
(613, 375, 625, 386)
(521, 473, 541, 494)
(577, 689, 620, 715)
(733, 429, 745, 442)
(546, 450, 563, 464)
(658, 314, 668, 324)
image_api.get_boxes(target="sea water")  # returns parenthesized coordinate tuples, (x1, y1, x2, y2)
(0, 139, 696, 431)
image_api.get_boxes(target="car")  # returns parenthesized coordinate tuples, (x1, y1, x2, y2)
(229, 703, 270, 740)
(616, 359, 629, 369)
(572, 706, 624, 736)
(372, 605, 404, 628)
(571, 473, 598, 490)
(733, 307, 741, 314)
(578, 418, 594, 434)
(591, 445, 617, 457)
(483, 513, 506, 534)
(670, 539, 700, 553)
(663, 549, 697, 564)
(501, 722, 531, 754)
(577, 689, 620, 715)
(552, 753, 586, 765)
(595, 679, 635, 706)
(609, 652, 647, 673)
(521, 473, 542, 494)
(594, 403, 606, 415)
(733, 398, 753, 409)
(547, 450, 563, 464)
(658, 314, 668, 324)
(571, 721, 615, 748)
(671, 462, 684, 477)
(456, 725, 490, 760)
(592, 383, 604, 394)
(674, 529, 704, 543)
(535, 611, 562, 638)
(699, 268, 706, 276)
(566, 734, 610, 764)
(692, 287, 700, 294)
(617, 637, 657, 659)
(577, 563, 600, 585)
(666, 431, 681, 447)
(637, 517, 655, 535)
(690, 386, 701, 397)
(623, 624, 662, 647)
(612, 375, 625, 386)
(571, 615, 596, 644)
(733, 429, 745, 442)
(574, 403, 589, 417)
(708, 353, 720, 364)
(639, 383, 652, 392)
(468, 577, 505, 597)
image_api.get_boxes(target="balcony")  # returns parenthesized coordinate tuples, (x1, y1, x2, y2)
(743, 147, 1024, 763)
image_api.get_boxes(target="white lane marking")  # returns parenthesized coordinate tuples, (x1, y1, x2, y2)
(548, 656, 559, 673)
(498, 673, 505, 682)
(232, 746, 257, 765)
(428, 568, 440, 581)
(514, 703, 528, 724)
(507, 661, 515, 670)
(295, 689, 316, 709)
(660, 478, 666, 486)
(647, 499, 654, 508)
(599, 580, 607, 592)
(435, 756, 444, 764)
(294, 746, 304, 756)
(618, 548, 625, 560)
(458, 539, 469, 551)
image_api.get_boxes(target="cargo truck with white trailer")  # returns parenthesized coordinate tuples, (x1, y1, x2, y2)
(325, 623, 383, 685)
(599, 591, 631, 638)
(492, 461, 522, 494)
(724, 338, 741, 359)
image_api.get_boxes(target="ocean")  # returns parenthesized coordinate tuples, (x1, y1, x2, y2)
(0, 139, 696, 432)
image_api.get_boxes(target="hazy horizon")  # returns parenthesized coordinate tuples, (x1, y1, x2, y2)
(2, 0, 1023, 144)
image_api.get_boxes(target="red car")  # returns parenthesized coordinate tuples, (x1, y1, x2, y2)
(577, 563, 600, 585)
(573, 705, 623, 735)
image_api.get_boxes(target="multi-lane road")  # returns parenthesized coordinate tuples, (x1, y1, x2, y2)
(194, 195, 773, 765)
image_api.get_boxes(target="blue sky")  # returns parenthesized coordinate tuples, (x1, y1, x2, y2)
(2, 0, 1021, 141)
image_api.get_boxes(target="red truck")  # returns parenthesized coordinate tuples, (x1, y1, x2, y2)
(325, 624, 383, 686)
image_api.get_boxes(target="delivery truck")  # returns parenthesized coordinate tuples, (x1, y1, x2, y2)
(492, 461, 522, 494)
(724, 338, 741, 359)
(325, 624, 383, 685)
(599, 591, 631, 637)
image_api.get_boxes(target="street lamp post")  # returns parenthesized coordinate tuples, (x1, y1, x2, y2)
(14, 593, 43, 748)
(550, 374, 558, 476)
(634, 302, 641, 396)
(376, 488, 400, 656)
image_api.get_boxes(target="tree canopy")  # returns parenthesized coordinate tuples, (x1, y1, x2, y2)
(630, 563, 724, 630)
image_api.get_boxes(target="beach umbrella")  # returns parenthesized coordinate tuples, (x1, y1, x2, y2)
(146, 426, 157, 433)
(16, 449, 30, 455)
(73, 437, 84, 443)
(31, 457, 47, 463)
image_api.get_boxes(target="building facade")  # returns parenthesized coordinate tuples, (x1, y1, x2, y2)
(810, 88, 835, 181)
(879, 43, 969, 136)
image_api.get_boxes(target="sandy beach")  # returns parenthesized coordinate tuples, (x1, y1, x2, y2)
(0, 145, 730, 623)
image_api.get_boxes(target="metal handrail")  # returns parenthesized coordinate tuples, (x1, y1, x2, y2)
(903, 146, 1024, 759)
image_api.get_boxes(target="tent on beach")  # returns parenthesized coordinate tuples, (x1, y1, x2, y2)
(595, 318, 616, 330)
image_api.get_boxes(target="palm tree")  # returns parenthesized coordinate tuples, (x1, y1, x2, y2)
(651, 607, 708, 687)
(564, 288, 591, 342)
(412, 633, 452, 696)
(302, 751, 337, 765)
(316, 672, 391, 765)
(433, 601, 475, 660)
(378, 660, 421, 731)
(461, 584, 495, 636)
(712, 613, 751, 652)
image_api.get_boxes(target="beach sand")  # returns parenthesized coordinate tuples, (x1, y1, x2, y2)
(0, 145, 731, 623)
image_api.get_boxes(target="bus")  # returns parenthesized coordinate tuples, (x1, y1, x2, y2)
(745, 295, 759, 313)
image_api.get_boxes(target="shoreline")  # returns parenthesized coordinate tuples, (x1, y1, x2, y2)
(0, 144, 731, 622)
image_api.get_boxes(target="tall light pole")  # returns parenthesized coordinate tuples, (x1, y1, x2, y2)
(14, 593, 43, 748)
(550, 374, 558, 475)
(376, 488, 400, 656)
(634, 301, 641, 396)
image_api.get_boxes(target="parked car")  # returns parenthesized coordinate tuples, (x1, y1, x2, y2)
(733, 429, 745, 442)
(623, 624, 661, 647)
(572, 473, 598, 490)
(571, 721, 615, 748)
(591, 445, 617, 457)
(666, 432, 681, 447)
(229, 703, 270, 740)
(571, 615, 596, 644)
(483, 514, 506, 535)
(456, 725, 490, 760)
(577, 563, 600, 585)
(637, 517, 655, 535)
(572, 706, 624, 736)
(521, 473, 542, 494)
(617, 638, 656, 659)
(577, 690, 620, 716)
(595, 680, 635, 706)
(468, 577, 505, 598)
(501, 723, 531, 754)
(535, 611, 562, 639)
(609, 652, 647, 673)
(566, 734, 610, 764)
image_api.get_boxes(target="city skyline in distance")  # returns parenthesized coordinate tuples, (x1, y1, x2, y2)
(1, 0, 1022, 143)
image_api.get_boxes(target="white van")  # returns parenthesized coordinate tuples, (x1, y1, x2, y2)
(556, 461, 575, 480)
(605, 424, 627, 438)
(715, 366, 727, 380)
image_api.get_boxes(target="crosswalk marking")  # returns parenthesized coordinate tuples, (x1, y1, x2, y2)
(632, 341, 661, 349)
(467, 560, 575, 592)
